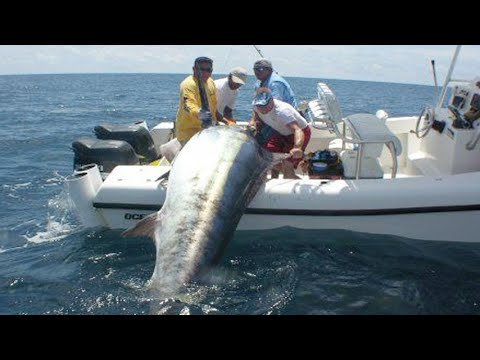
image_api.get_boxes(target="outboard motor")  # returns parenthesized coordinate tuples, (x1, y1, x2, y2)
(94, 123, 160, 162)
(72, 138, 140, 173)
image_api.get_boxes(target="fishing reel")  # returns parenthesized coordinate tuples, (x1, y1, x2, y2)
(199, 109, 213, 129)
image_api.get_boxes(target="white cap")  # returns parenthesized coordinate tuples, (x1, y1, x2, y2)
(229, 67, 248, 85)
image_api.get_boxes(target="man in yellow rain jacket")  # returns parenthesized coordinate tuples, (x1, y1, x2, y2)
(175, 57, 219, 145)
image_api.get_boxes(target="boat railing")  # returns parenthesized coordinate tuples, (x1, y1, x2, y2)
(437, 46, 462, 110)
(449, 79, 471, 84)
(306, 82, 401, 179)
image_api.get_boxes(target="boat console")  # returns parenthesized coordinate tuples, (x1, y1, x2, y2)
(419, 78, 480, 175)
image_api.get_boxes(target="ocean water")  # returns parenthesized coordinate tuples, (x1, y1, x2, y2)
(1, 73, 479, 315)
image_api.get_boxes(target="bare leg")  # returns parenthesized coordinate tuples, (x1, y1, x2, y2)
(271, 164, 281, 179)
(282, 160, 300, 179)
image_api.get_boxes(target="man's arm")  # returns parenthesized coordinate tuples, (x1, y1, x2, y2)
(246, 111, 260, 135)
(183, 85, 202, 124)
(223, 106, 233, 120)
(249, 111, 260, 126)
(270, 82, 288, 102)
(287, 122, 305, 159)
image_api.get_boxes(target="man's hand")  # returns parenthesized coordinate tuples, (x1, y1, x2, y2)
(290, 147, 304, 159)
(219, 117, 237, 126)
(199, 109, 213, 128)
(247, 124, 257, 136)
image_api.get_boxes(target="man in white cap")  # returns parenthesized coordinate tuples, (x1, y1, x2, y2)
(250, 59, 300, 177)
(214, 67, 248, 124)
(250, 88, 311, 179)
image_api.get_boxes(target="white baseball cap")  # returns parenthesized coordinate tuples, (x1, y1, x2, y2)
(229, 67, 248, 85)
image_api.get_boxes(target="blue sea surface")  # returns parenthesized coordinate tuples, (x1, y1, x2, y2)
(1, 73, 479, 315)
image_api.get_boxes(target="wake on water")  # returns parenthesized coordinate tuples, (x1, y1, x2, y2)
(3, 172, 84, 247)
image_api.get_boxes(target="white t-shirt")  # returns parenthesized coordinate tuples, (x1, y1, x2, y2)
(214, 77, 239, 115)
(255, 99, 309, 136)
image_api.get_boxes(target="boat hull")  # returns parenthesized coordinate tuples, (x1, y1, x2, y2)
(73, 165, 480, 243)
(237, 210, 480, 243)
(91, 204, 480, 243)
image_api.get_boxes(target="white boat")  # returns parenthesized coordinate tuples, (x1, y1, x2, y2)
(66, 45, 480, 242)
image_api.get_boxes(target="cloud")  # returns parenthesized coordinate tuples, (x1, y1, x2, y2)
(0, 45, 478, 85)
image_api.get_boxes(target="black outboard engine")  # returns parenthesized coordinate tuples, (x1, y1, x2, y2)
(72, 138, 140, 173)
(94, 123, 160, 163)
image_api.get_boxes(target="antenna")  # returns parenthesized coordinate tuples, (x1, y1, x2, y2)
(431, 59, 439, 105)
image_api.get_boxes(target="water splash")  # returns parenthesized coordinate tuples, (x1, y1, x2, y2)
(24, 218, 76, 244)
(24, 184, 80, 244)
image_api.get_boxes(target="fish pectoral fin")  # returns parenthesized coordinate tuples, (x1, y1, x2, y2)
(121, 212, 159, 240)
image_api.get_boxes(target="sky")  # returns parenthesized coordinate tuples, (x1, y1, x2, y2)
(0, 45, 478, 85)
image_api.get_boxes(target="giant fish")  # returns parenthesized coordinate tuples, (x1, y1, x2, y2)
(122, 125, 285, 297)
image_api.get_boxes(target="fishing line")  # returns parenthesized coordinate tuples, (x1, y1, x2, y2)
(222, 45, 234, 74)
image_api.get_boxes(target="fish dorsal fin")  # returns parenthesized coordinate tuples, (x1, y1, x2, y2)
(122, 212, 159, 240)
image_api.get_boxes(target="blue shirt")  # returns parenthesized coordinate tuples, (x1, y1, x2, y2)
(255, 73, 298, 109)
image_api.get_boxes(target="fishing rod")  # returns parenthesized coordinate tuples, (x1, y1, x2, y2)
(253, 45, 264, 58)
(197, 61, 234, 126)
(252, 45, 279, 76)
(195, 63, 210, 112)
(194, 61, 218, 129)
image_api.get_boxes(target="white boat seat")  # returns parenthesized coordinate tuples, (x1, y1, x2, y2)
(328, 138, 354, 152)
(308, 99, 329, 121)
(338, 113, 402, 179)
(307, 83, 344, 132)
(317, 83, 343, 124)
(344, 113, 402, 157)
(341, 150, 384, 179)
(329, 139, 382, 157)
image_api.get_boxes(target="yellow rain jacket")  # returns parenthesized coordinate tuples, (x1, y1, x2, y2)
(175, 75, 218, 143)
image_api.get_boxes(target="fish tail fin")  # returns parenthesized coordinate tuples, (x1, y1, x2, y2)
(121, 212, 159, 240)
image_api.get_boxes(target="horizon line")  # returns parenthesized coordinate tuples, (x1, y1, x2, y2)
(0, 72, 434, 87)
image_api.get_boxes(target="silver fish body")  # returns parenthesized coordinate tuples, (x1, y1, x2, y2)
(123, 126, 273, 296)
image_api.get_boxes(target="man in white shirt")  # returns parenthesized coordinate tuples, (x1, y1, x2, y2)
(214, 67, 248, 124)
(250, 88, 311, 179)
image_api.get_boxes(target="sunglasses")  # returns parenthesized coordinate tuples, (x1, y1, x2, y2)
(254, 66, 270, 73)
(198, 67, 213, 73)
